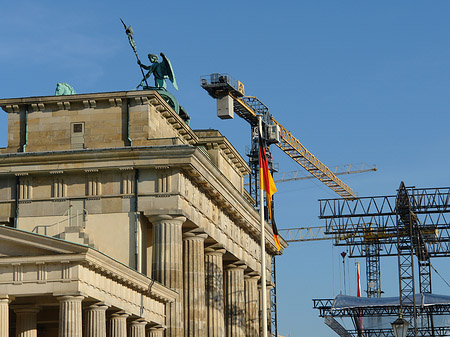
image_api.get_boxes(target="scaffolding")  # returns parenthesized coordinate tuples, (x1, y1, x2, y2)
(315, 183, 450, 336)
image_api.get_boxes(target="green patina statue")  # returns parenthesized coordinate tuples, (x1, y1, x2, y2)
(121, 19, 189, 124)
(55, 83, 76, 96)
(137, 53, 178, 91)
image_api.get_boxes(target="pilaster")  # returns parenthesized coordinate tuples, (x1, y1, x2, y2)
(183, 229, 208, 337)
(149, 214, 186, 337)
(85, 303, 108, 337)
(57, 295, 84, 337)
(224, 261, 246, 337)
(15, 307, 40, 337)
(205, 244, 226, 337)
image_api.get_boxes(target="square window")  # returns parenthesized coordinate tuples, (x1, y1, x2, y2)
(73, 123, 83, 133)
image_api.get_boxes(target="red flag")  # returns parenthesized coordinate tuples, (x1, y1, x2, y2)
(356, 262, 363, 336)
(357, 262, 361, 297)
(259, 134, 280, 251)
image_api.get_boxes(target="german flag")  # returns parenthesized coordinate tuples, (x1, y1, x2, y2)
(259, 133, 281, 251)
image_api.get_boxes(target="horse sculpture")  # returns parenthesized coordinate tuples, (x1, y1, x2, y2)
(55, 83, 76, 96)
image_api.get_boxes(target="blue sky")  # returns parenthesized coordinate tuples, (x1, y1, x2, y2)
(2, 1, 450, 336)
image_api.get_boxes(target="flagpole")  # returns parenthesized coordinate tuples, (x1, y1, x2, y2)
(259, 115, 268, 337)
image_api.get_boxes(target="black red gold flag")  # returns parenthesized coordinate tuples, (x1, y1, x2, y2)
(258, 134, 281, 251)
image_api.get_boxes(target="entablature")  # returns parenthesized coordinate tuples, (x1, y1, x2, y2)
(0, 146, 284, 254)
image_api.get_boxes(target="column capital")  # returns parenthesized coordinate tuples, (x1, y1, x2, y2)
(224, 260, 247, 271)
(147, 324, 166, 330)
(0, 295, 13, 304)
(205, 243, 226, 255)
(148, 214, 186, 224)
(258, 280, 275, 290)
(86, 302, 109, 310)
(56, 295, 85, 302)
(130, 318, 147, 326)
(110, 310, 130, 319)
(244, 271, 260, 280)
(13, 305, 41, 314)
(183, 228, 208, 240)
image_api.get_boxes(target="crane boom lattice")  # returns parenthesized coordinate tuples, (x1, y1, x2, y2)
(271, 118, 356, 199)
(274, 163, 377, 183)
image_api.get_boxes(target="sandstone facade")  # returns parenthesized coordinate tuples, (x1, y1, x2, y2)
(0, 90, 284, 336)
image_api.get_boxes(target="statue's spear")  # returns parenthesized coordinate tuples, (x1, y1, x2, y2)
(120, 19, 149, 88)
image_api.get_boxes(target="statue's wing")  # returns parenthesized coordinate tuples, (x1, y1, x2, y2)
(161, 54, 178, 90)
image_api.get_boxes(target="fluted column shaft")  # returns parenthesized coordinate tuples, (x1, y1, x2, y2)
(15, 307, 40, 337)
(205, 246, 226, 337)
(108, 312, 129, 337)
(224, 263, 246, 337)
(129, 320, 146, 337)
(0, 296, 10, 337)
(149, 215, 186, 337)
(244, 275, 260, 337)
(183, 230, 208, 337)
(58, 295, 84, 337)
(85, 303, 108, 337)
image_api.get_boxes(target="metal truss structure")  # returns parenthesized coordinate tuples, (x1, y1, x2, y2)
(319, 186, 450, 258)
(316, 183, 450, 336)
(270, 256, 278, 337)
(313, 298, 450, 337)
(313, 299, 450, 318)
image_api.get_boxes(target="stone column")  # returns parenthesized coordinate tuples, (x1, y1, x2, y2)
(183, 229, 208, 337)
(244, 273, 260, 337)
(224, 262, 246, 337)
(149, 214, 186, 337)
(129, 319, 146, 337)
(85, 303, 108, 337)
(146, 325, 165, 337)
(58, 295, 84, 337)
(0, 296, 10, 337)
(108, 312, 129, 337)
(205, 244, 226, 337)
(15, 307, 40, 337)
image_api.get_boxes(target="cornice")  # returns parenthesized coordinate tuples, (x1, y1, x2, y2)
(194, 129, 250, 175)
(83, 249, 177, 303)
(0, 246, 177, 303)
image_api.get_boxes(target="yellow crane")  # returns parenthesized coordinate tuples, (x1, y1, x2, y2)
(201, 73, 366, 337)
(274, 163, 377, 183)
(200, 73, 357, 200)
